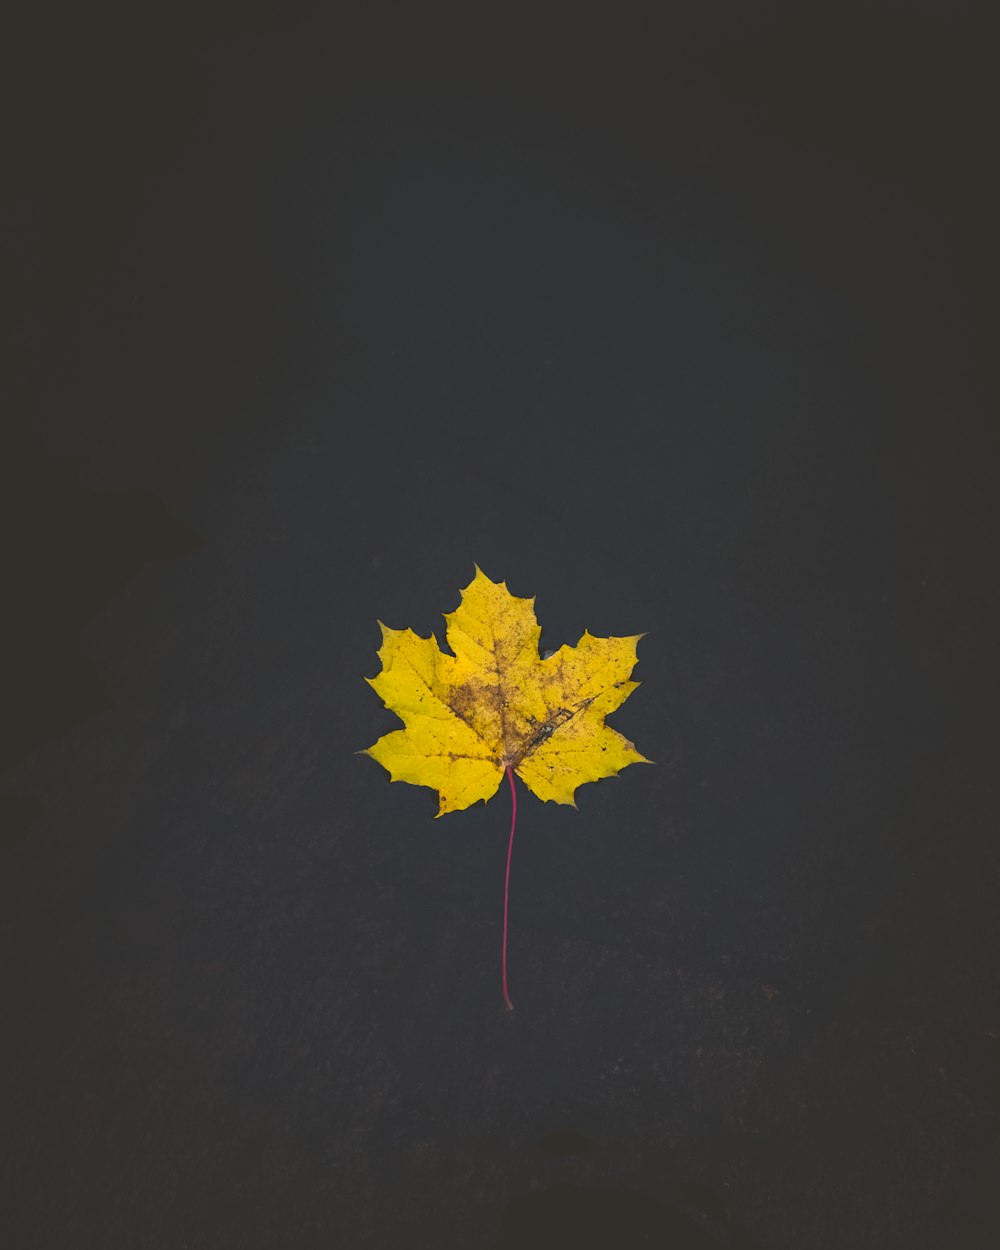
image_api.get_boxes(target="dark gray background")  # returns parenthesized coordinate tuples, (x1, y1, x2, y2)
(4, 3, 998, 1247)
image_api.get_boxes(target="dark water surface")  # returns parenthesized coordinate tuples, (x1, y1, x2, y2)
(4, 4, 999, 1248)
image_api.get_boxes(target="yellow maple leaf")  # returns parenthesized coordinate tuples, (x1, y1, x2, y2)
(361, 566, 649, 816)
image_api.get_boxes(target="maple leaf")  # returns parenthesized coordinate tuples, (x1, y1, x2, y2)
(361, 567, 649, 1009)
(361, 566, 649, 815)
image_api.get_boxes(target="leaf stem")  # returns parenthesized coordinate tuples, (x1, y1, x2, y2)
(502, 763, 517, 1011)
